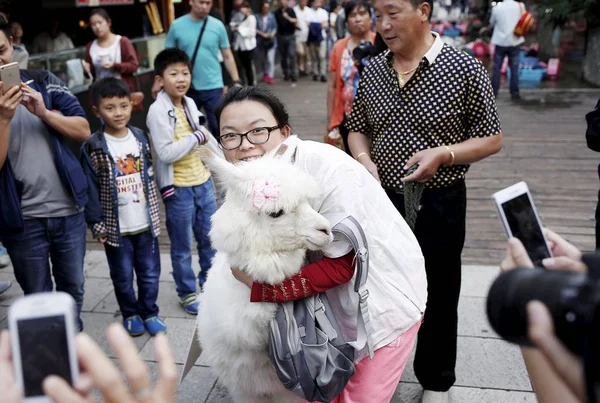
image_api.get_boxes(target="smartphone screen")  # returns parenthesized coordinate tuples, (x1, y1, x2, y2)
(501, 193, 551, 266)
(17, 315, 72, 397)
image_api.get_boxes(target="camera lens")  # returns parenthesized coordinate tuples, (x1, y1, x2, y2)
(487, 268, 587, 349)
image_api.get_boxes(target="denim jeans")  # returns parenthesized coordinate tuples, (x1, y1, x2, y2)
(104, 231, 160, 320)
(491, 45, 520, 99)
(186, 87, 224, 136)
(2, 213, 86, 330)
(278, 34, 297, 80)
(259, 46, 276, 78)
(164, 179, 217, 298)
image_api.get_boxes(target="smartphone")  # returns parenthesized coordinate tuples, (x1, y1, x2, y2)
(8, 292, 79, 402)
(492, 181, 553, 267)
(0, 62, 21, 94)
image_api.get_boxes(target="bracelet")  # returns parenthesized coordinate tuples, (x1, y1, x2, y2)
(444, 145, 455, 166)
(356, 152, 370, 161)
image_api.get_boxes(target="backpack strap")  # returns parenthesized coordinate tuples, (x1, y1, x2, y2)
(332, 216, 375, 358)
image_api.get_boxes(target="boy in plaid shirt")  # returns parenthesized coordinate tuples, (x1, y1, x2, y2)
(81, 78, 166, 337)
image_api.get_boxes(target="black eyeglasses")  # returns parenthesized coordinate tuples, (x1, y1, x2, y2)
(218, 125, 282, 151)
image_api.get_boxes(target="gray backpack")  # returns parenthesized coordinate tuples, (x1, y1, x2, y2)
(268, 215, 375, 402)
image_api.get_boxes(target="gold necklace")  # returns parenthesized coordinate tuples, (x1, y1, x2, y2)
(396, 65, 419, 88)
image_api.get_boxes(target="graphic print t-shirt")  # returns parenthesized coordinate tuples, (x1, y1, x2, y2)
(105, 130, 150, 235)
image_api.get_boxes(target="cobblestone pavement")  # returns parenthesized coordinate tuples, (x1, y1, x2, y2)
(2, 77, 599, 402)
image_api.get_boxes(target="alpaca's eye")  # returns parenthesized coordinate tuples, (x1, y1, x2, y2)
(268, 209, 284, 218)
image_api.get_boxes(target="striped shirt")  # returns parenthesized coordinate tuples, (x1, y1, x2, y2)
(173, 106, 210, 187)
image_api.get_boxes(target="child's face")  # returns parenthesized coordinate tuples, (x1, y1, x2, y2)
(94, 96, 132, 132)
(159, 62, 191, 99)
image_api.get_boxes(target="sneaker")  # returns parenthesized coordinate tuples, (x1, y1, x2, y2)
(144, 316, 167, 336)
(320, 75, 327, 83)
(0, 246, 10, 268)
(313, 75, 318, 81)
(267, 76, 275, 85)
(123, 315, 145, 337)
(299, 70, 308, 77)
(179, 293, 199, 315)
(262, 73, 268, 82)
(0, 281, 11, 296)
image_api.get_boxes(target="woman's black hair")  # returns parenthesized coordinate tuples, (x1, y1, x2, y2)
(344, 0, 371, 21)
(215, 87, 290, 137)
(90, 7, 111, 23)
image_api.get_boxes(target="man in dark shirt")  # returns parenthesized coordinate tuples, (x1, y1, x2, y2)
(274, 0, 298, 85)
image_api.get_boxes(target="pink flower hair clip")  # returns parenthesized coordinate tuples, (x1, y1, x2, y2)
(252, 177, 280, 209)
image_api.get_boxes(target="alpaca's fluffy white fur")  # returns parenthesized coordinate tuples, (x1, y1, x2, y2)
(196, 153, 333, 403)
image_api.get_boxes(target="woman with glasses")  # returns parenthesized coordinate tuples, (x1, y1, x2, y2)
(213, 86, 427, 402)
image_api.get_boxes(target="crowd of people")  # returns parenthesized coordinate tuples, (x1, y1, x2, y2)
(0, 0, 594, 403)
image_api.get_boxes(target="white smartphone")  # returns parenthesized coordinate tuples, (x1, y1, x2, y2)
(492, 181, 553, 267)
(8, 292, 79, 402)
(0, 62, 21, 94)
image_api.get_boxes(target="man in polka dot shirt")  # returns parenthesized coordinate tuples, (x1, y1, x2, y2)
(347, 1, 503, 402)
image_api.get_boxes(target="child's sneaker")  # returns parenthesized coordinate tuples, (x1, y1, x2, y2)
(144, 316, 167, 336)
(179, 293, 199, 315)
(123, 315, 145, 337)
(0, 246, 10, 268)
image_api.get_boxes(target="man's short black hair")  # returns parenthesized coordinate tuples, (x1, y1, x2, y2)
(90, 77, 131, 107)
(154, 48, 192, 77)
(411, 0, 433, 21)
(0, 15, 11, 41)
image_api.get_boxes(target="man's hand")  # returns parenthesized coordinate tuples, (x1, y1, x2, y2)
(527, 301, 585, 402)
(98, 237, 108, 244)
(0, 84, 23, 121)
(542, 229, 586, 272)
(402, 147, 448, 183)
(21, 84, 48, 119)
(231, 267, 253, 288)
(0, 331, 22, 403)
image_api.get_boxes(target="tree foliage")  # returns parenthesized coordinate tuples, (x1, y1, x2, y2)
(537, 0, 600, 28)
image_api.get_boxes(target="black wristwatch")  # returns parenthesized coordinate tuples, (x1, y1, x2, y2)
(232, 79, 243, 86)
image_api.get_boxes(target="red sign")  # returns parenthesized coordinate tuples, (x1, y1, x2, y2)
(76, 0, 134, 6)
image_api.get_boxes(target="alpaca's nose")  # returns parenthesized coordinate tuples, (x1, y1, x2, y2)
(317, 227, 331, 236)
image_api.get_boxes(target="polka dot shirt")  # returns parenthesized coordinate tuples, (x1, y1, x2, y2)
(346, 34, 502, 190)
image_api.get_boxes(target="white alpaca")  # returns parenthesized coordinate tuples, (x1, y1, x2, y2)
(196, 151, 333, 403)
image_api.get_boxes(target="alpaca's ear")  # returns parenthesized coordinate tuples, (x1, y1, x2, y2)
(197, 146, 244, 186)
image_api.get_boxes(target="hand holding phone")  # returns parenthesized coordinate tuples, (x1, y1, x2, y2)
(8, 292, 79, 402)
(493, 181, 553, 267)
(0, 62, 21, 95)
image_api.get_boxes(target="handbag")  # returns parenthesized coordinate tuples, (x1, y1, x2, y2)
(513, 2, 535, 37)
(268, 214, 374, 402)
(586, 99, 600, 152)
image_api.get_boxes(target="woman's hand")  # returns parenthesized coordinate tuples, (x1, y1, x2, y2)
(231, 268, 253, 288)
(81, 60, 91, 75)
(101, 61, 115, 70)
(43, 323, 177, 403)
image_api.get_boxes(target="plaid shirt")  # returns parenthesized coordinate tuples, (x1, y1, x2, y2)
(81, 126, 161, 247)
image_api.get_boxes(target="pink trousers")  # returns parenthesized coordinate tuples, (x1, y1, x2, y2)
(305, 320, 421, 403)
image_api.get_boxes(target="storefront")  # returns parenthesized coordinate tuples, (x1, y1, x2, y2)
(12, 0, 171, 130)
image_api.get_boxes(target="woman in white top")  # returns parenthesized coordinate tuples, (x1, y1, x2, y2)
(83, 8, 139, 92)
(214, 86, 427, 402)
(230, 2, 257, 86)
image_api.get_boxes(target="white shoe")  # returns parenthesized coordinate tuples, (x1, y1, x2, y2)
(421, 390, 450, 403)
